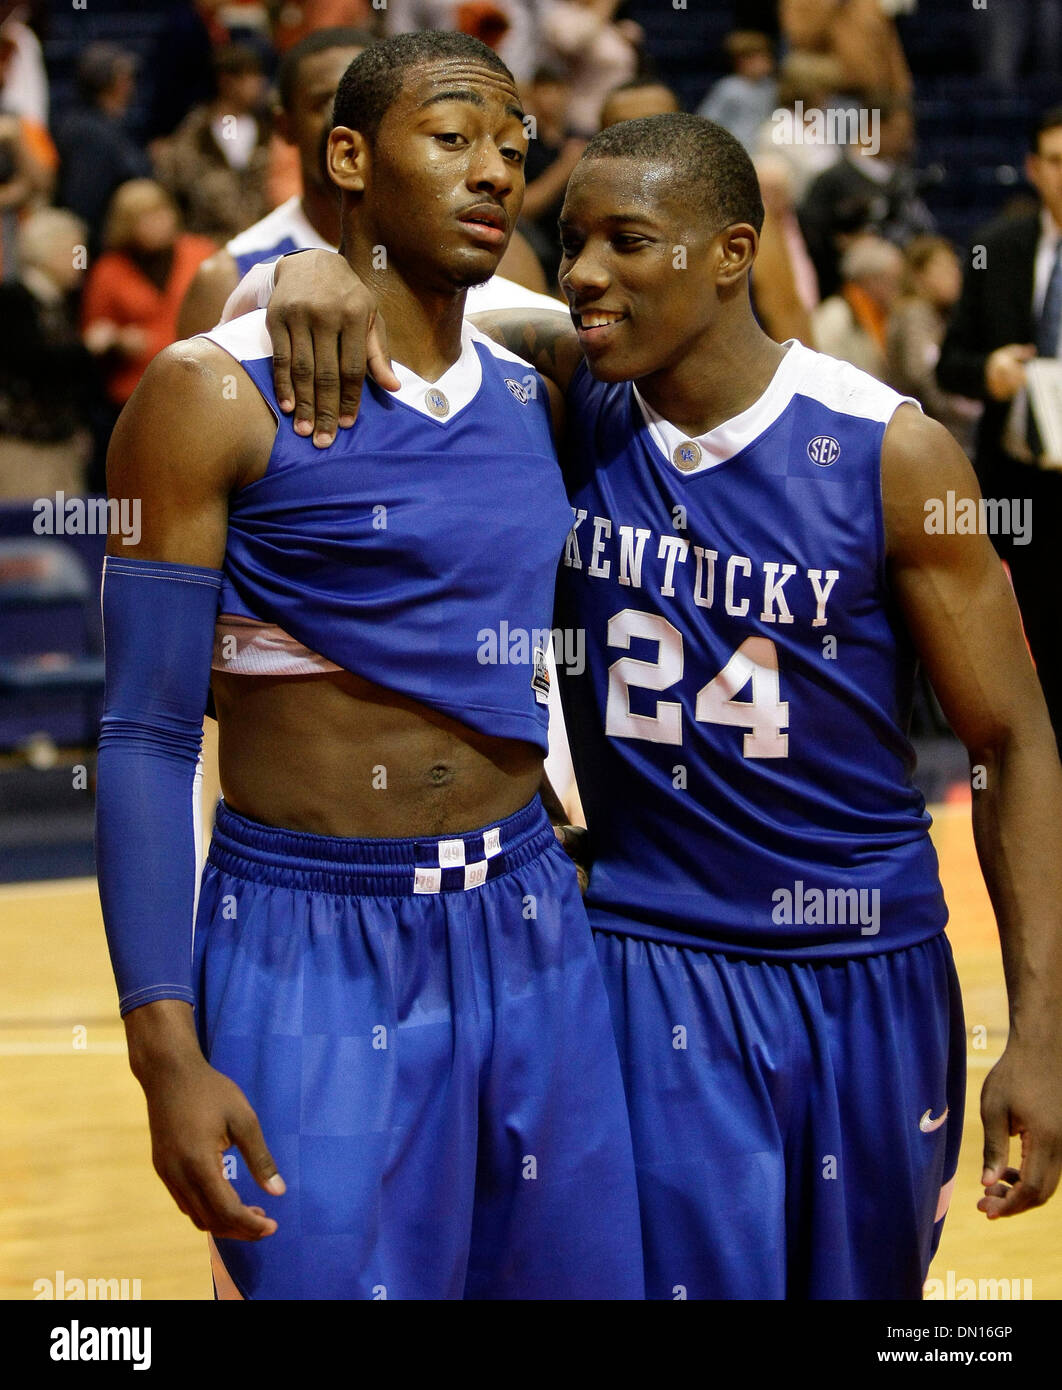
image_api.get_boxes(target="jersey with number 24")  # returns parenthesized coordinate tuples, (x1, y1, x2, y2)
(555, 340, 948, 957)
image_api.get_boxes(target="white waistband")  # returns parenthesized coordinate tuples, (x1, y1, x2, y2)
(212, 614, 341, 676)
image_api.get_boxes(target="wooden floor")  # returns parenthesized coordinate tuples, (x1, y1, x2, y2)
(1, 800, 1058, 1301)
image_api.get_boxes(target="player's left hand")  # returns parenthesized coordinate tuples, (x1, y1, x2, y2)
(268, 250, 399, 448)
(978, 1039, 1062, 1217)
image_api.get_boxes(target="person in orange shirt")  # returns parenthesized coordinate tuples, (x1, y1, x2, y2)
(81, 180, 214, 407)
(0, 26, 57, 280)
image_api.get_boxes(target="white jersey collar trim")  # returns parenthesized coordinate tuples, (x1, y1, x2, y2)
(633, 340, 805, 474)
(388, 321, 484, 422)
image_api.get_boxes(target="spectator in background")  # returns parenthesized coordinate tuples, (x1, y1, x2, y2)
(273, 2, 374, 53)
(887, 236, 981, 456)
(383, 0, 540, 82)
(696, 31, 777, 154)
(0, 26, 56, 281)
(937, 107, 1062, 757)
(145, 0, 232, 142)
(81, 180, 214, 410)
(542, 0, 640, 138)
(812, 233, 903, 378)
(754, 52, 844, 203)
(0, 209, 97, 499)
(54, 44, 152, 256)
(753, 152, 817, 346)
(779, 0, 912, 100)
(0, 2, 47, 125)
(179, 26, 373, 337)
(599, 77, 680, 129)
(153, 43, 271, 242)
(979, 0, 1062, 88)
(799, 94, 934, 300)
(519, 65, 584, 289)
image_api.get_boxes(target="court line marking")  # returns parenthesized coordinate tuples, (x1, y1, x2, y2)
(0, 877, 98, 899)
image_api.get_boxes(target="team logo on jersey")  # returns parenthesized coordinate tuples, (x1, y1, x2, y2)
(424, 388, 450, 418)
(504, 378, 530, 403)
(531, 646, 551, 704)
(672, 440, 702, 472)
(807, 435, 841, 466)
(919, 1107, 949, 1133)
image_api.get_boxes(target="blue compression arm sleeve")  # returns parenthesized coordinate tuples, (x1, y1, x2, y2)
(95, 555, 222, 1016)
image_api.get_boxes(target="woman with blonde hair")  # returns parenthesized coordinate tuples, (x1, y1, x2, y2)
(81, 179, 214, 407)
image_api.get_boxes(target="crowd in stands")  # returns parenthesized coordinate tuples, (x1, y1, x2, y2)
(0, 0, 1059, 509)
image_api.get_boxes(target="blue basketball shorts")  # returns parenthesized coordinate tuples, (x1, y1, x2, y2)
(591, 926, 966, 1300)
(192, 797, 644, 1300)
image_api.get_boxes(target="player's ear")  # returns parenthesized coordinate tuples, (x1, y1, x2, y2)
(328, 125, 369, 194)
(715, 223, 758, 287)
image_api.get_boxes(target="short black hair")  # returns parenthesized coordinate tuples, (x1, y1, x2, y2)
(332, 30, 514, 144)
(1032, 105, 1062, 152)
(580, 113, 765, 235)
(276, 27, 376, 112)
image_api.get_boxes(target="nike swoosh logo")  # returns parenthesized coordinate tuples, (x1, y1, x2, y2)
(919, 1107, 949, 1133)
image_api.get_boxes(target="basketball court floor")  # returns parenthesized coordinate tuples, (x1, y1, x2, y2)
(1, 796, 1058, 1301)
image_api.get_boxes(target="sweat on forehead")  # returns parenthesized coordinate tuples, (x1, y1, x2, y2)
(563, 156, 702, 231)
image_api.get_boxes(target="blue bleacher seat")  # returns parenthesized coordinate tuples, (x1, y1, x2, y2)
(0, 536, 105, 751)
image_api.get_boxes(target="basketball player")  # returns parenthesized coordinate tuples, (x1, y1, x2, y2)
(175, 25, 571, 859)
(177, 26, 561, 345)
(95, 34, 644, 1301)
(249, 114, 1062, 1298)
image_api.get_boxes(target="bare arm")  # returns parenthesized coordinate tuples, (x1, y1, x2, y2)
(468, 308, 583, 392)
(104, 343, 285, 1240)
(883, 405, 1062, 1218)
(176, 248, 240, 340)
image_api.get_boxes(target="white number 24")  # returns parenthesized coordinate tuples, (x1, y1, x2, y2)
(604, 609, 789, 758)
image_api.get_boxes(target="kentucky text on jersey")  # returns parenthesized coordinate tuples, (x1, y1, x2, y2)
(564, 512, 841, 629)
(556, 339, 949, 957)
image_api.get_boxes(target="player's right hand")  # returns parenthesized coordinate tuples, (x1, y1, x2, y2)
(138, 1052, 285, 1241)
(268, 249, 399, 448)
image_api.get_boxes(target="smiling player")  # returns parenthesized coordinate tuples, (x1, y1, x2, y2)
(95, 34, 643, 1301)
(249, 112, 1062, 1299)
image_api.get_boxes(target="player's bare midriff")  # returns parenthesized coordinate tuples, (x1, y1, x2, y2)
(212, 666, 543, 838)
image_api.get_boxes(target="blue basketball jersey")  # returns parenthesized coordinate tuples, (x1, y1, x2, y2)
(556, 341, 948, 956)
(225, 197, 333, 279)
(203, 311, 571, 751)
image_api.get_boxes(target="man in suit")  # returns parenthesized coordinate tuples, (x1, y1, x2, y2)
(938, 107, 1062, 758)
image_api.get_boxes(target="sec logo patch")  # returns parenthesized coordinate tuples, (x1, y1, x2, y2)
(504, 378, 530, 403)
(807, 435, 841, 466)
